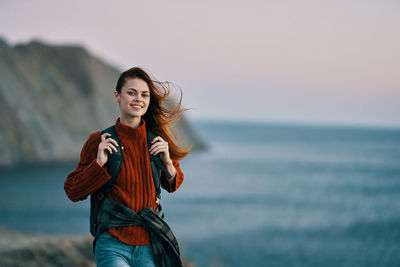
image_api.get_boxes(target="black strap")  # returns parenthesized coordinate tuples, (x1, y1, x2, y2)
(101, 125, 123, 195)
(146, 130, 173, 179)
(147, 129, 172, 197)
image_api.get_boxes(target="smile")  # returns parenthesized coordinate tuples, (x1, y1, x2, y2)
(130, 104, 143, 110)
(131, 105, 142, 108)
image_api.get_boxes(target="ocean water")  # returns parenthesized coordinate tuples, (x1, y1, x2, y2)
(1, 121, 400, 267)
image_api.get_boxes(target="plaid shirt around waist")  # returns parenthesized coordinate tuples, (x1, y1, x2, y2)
(95, 197, 183, 267)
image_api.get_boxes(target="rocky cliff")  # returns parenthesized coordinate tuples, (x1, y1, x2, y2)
(0, 37, 204, 166)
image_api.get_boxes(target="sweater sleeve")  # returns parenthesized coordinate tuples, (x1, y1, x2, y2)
(64, 131, 112, 202)
(161, 160, 184, 193)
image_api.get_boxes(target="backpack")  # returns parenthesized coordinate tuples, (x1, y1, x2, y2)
(89, 125, 172, 237)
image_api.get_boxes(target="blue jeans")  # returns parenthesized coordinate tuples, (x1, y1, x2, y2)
(94, 232, 156, 267)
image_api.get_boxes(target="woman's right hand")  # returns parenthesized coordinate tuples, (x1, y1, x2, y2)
(96, 133, 119, 167)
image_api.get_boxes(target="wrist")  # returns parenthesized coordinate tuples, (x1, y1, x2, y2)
(165, 159, 173, 166)
(96, 158, 104, 167)
(165, 160, 177, 178)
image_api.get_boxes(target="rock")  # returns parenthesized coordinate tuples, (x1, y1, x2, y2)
(0, 226, 95, 267)
(0, 226, 196, 267)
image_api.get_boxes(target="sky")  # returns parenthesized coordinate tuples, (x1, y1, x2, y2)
(1, 0, 399, 127)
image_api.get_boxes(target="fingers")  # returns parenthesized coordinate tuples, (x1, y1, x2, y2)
(108, 143, 119, 153)
(100, 133, 119, 153)
(101, 142, 118, 153)
(150, 146, 168, 155)
(105, 137, 119, 148)
(101, 133, 119, 147)
(151, 136, 164, 144)
(101, 133, 119, 151)
(150, 136, 166, 153)
(149, 137, 168, 155)
(101, 133, 111, 142)
(106, 145, 113, 154)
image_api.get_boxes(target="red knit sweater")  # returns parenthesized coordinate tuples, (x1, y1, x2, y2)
(64, 118, 184, 245)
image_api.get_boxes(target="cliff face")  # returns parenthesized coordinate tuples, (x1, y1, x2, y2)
(0, 37, 204, 166)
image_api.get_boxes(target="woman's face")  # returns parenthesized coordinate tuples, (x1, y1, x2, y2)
(115, 78, 151, 119)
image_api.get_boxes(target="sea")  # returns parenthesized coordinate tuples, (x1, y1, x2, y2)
(1, 121, 400, 267)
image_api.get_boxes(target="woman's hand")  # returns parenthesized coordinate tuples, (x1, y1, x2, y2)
(96, 133, 119, 167)
(149, 136, 172, 164)
(149, 136, 177, 177)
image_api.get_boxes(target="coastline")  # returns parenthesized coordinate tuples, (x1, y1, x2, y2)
(0, 226, 195, 267)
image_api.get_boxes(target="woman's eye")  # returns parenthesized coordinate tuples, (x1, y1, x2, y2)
(128, 92, 135, 95)
(143, 94, 150, 98)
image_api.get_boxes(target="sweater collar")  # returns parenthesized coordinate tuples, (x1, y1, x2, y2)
(115, 117, 147, 140)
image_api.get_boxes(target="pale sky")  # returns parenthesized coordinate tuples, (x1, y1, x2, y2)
(1, 0, 399, 127)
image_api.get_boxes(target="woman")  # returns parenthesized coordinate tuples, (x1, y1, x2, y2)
(64, 67, 190, 267)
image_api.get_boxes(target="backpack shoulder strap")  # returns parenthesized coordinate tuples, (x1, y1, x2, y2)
(147, 130, 172, 197)
(100, 125, 123, 195)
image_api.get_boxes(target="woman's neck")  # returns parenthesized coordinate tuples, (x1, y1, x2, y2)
(119, 115, 141, 128)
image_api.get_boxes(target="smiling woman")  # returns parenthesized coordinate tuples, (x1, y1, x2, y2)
(64, 67, 190, 267)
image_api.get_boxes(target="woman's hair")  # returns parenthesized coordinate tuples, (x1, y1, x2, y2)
(115, 67, 191, 160)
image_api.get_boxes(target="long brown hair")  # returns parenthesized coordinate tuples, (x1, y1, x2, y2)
(115, 67, 191, 160)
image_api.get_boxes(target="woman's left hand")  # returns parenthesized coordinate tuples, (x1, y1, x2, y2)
(149, 136, 177, 178)
(149, 136, 173, 165)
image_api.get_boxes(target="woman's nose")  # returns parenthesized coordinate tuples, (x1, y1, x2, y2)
(134, 95, 143, 102)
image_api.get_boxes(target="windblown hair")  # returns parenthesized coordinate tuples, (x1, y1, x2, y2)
(115, 67, 191, 160)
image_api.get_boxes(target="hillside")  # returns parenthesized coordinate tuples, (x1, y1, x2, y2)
(0, 37, 204, 166)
